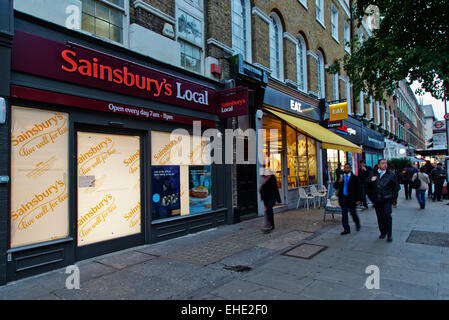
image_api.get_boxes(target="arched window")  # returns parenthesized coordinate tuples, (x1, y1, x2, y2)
(269, 13, 283, 80)
(316, 50, 325, 99)
(296, 34, 307, 92)
(232, 0, 251, 61)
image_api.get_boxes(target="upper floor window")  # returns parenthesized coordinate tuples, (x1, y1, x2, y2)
(269, 13, 283, 80)
(333, 73, 339, 100)
(82, 0, 125, 43)
(232, 0, 251, 61)
(316, 50, 325, 99)
(331, 4, 339, 41)
(344, 21, 351, 53)
(296, 35, 307, 92)
(316, 0, 324, 26)
(177, 1, 204, 73)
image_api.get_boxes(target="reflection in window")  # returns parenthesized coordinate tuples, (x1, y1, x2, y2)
(307, 138, 317, 184)
(297, 133, 308, 186)
(177, 9, 203, 73)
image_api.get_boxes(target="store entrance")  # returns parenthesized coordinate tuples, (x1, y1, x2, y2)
(75, 128, 144, 261)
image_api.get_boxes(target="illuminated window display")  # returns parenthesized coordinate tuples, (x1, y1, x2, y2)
(263, 112, 318, 191)
(77, 132, 141, 246)
(11, 106, 69, 248)
(151, 131, 212, 220)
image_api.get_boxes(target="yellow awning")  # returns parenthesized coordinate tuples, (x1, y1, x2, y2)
(266, 108, 362, 154)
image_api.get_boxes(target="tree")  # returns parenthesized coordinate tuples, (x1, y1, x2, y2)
(328, 0, 449, 103)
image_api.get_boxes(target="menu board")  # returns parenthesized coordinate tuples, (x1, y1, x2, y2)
(77, 132, 141, 246)
(11, 106, 69, 248)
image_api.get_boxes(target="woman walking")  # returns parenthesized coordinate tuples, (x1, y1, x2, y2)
(412, 167, 430, 209)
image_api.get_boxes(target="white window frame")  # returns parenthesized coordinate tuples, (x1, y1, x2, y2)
(316, 50, 325, 99)
(346, 77, 351, 114)
(231, 0, 252, 63)
(296, 34, 308, 93)
(80, 0, 129, 46)
(297, 0, 308, 9)
(331, 4, 339, 42)
(359, 91, 364, 115)
(316, 0, 325, 27)
(344, 20, 351, 53)
(333, 73, 339, 100)
(369, 96, 374, 120)
(269, 12, 284, 81)
(176, 0, 205, 74)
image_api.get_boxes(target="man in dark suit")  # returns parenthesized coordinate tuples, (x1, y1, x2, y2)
(368, 159, 400, 242)
(334, 163, 362, 235)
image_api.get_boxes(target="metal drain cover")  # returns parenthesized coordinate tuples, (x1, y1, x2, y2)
(406, 230, 449, 247)
(282, 243, 327, 259)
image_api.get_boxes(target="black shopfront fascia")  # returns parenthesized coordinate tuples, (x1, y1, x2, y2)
(3, 13, 232, 284)
(326, 116, 385, 154)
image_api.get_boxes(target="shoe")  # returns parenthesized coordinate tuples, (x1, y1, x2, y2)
(379, 234, 386, 239)
(387, 236, 393, 242)
(341, 231, 350, 235)
(356, 225, 361, 231)
(261, 227, 273, 233)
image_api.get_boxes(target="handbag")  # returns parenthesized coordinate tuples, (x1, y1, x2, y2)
(411, 173, 421, 189)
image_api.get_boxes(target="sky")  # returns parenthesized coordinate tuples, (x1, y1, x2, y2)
(410, 82, 447, 120)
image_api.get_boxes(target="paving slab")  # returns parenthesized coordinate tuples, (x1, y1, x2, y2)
(94, 250, 157, 270)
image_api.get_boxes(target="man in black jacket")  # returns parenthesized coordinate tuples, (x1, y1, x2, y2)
(334, 163, 362, 235)
(358, 160, 372, 209)
(431, 163, 446, 202)
(367, 159, 400, 242)
(259, 167, 281, 232)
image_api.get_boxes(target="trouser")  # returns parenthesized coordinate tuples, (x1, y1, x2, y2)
(416, 189, 426, 208)
(428, 183, 433, 198)
(433, 183, 443, 201)
(404, 182, 412, 199)
(374, 199, 393, 237)
(361, 185, 368, 208)
(340, 196, 360, 232)
(264, 199, 276, 229)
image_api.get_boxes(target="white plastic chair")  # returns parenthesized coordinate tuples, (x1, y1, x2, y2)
(310, 185, 326, 208)
(297, 187, 315, 209)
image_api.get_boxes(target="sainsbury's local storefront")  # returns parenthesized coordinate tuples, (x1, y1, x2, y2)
(2, 15, 232, 284)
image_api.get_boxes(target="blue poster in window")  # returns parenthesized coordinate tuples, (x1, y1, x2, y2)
(189, 166, 212, 214)
(152, 166, 181, 220)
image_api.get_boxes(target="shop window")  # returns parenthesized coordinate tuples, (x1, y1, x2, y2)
(77, 132, 141, 246)
(151, 131, 212, 221)
(262, 113, 283, 191)
(297, 133, 308, 186)
(286, 125, 299, 189)
(82, 0, 124, 43)
(11, 107, 69, 248)
(307, 137, 317, 184)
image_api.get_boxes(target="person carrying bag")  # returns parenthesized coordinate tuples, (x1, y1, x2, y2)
(412, 167, 430, 209)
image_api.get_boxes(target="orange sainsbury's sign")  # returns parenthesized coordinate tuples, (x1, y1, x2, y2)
(329, 102, 348, 121)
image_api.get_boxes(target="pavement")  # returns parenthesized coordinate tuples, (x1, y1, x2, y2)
(1, 193, 449, 300)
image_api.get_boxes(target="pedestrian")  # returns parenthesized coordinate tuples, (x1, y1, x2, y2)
(389, 164, 401, 208)
(423, 160, 434, 198)
(358, 159, 372, 209)
(367, 159, 400, 242)
(431, 163, 447, 202)
(335, 163, 344, 182)
(334, 163, 362, 235)
(402, 163, 417, 200)
(259, 167, 281, 232)
(412, 167, 430, 209)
